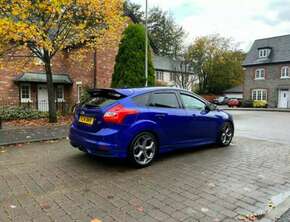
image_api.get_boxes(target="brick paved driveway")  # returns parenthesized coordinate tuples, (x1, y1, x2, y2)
(1, 112, 290, 222)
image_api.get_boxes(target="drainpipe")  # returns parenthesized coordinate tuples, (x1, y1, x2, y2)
(93, 49, 97, 89)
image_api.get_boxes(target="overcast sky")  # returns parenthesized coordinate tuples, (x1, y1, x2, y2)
(131, 0, 290, 52)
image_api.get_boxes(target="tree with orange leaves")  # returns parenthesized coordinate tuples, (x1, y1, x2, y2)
(0, 0, 125, 122)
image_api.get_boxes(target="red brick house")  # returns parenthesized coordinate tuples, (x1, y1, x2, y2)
(0, 12, 192, 112)
(0, 30, 125, 112)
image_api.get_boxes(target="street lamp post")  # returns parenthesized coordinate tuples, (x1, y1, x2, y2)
(145, 0, 148, 87)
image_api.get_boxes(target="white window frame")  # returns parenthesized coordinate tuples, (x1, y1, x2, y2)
(55, 85, 65, 102)
(255, 68, 265, 80)
(252, 89, 267, 101)
(281, 66, 289, 79)
(156, 71, 164, 81)
(258, 49, 270, 58)
(20, 84, 32, 103)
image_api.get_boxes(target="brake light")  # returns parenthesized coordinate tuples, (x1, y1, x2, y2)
(103, 104, 138, 124)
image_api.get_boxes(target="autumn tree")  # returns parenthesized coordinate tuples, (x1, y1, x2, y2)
(111, 24, 155, 88)
(173, 60, 197, 90)
(186, 35, 245, 94)
(0, 0, 124, 123)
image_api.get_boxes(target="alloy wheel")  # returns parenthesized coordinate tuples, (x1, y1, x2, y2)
(221, 124, 233, 146)
(133, 134, 156, 166)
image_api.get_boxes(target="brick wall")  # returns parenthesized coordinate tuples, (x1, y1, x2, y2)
(244, 63, 290, 107)
(0, 28, 123, 106)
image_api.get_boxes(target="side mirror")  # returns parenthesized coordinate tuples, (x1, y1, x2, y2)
(205, 103, 217, 112)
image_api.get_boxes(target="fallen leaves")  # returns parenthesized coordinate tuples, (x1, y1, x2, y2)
(208, 183, 216, 188)
(136, 206, 144, 212)
(40, 203, 51, 210)
(91, 219, 102, 222)
(107, 195, 114, 199)
(2, 115, 73, 129)
(238, 209, 266, 221)
(201, 207, 209, 213)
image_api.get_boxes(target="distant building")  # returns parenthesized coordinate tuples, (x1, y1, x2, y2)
(153, 55, 196, 91)
(223, 85, 243, 99)
(243, 34, 290, 108)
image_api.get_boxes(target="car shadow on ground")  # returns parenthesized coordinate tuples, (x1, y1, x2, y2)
(65, 143, 225, 171)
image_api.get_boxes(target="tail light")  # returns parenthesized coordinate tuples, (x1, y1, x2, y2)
(103, 104, 138, 124)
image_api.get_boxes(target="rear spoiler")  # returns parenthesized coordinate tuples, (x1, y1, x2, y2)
(88, 88, 133, 98)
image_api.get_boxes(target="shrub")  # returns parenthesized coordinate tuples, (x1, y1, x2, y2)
(0, 106, 49, 121)
(253, 100, 267, 108)
(241, 100, 253, 108)
(111, 24, 155, 88)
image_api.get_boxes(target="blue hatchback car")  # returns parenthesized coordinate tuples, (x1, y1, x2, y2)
(69, 87, 234, 167)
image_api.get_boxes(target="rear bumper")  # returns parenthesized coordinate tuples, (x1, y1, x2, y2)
(69, 124, 127, 158)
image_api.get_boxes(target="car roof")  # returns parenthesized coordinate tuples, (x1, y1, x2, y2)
(115, 87, 183, 96)
(90, 87, 207, 102)
(115, 87, 208, 102)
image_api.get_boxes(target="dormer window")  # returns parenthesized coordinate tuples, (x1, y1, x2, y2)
(258, 48, 270, 58)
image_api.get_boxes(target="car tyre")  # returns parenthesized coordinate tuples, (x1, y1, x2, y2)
(128, 132, 157, 168)
(218, 122, 234, 147)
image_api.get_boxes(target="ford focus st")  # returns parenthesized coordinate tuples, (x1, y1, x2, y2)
(69, 87, 234, 167)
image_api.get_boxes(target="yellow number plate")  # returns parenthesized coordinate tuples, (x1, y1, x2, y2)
(79, 115, 94, 125)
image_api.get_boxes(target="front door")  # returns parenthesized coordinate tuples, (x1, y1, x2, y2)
(38, 84, 49, 112)
(278, 90, 290, 108)
(179, 93, 218, 143)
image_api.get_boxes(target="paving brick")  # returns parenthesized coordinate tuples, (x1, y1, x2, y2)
(1, 137, 290, 221)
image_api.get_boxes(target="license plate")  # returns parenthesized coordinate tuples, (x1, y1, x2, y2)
(79, 115, 94, 125)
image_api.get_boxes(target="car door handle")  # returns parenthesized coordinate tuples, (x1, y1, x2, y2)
(155, 114, 166, 119)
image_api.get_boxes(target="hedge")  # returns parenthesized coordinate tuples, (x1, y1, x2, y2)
(0, 106, 48, 121)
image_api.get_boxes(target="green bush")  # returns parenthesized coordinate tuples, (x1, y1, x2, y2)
(241, 100, 253, 108)
(253, 100, 267, 108)
(0, 106, 48, 121)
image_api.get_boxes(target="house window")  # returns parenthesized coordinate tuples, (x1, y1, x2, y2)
(156, 71, 164, 81)
(258, 49, 270, 58)
(255, 68, 265, 80)
(281, 66, 289, 79)
(55, 85, 64, 102)
(252, 89, 267, 101)
(20, 84, 31, 103)
(170, 73, 175, 82)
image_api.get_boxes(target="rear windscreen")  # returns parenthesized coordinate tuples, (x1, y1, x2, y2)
(82, 91, 125, 108)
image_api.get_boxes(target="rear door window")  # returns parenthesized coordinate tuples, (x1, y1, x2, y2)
(132, 93, 150, 107)
(149, 93, 180, 108)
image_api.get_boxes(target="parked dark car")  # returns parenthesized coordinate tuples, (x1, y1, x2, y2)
(69, 87, 234, 167)
(212, 96, 229, 105)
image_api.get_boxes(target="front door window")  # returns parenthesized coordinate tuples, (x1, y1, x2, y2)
(180, 94, 206, 110)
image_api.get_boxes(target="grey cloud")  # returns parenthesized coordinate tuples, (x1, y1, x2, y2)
(254, 0, 290, 25)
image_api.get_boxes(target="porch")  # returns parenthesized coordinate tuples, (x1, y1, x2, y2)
(14, 72, 73, 112)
